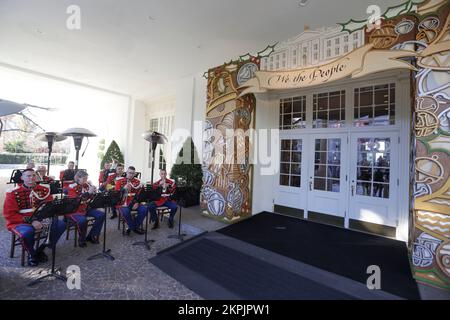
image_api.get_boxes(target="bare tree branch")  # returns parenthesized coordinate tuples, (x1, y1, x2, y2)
(17, 112, 46, 132)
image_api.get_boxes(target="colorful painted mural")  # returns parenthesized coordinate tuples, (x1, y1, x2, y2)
(327, 0, 450, 289)
(201, 57, 259, 222)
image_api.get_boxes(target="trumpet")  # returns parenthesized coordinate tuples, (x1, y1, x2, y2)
(85, 180, 98, 194)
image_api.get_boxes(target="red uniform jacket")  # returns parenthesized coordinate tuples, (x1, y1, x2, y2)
(115, 177, 142, 207)
(105, 172, 124, 190)
(152, 178, 176, 206)
(98, 169, 111, 187)
(66, 182, 92, 215)
(3, 184, 53, 230)
(60, 169, 75, 189)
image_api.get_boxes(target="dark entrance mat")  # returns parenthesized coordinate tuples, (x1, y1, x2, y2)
(217, 212, 420, 300)
(151, 237, 355, 299)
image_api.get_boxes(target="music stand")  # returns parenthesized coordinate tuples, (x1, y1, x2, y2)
(132, 187, 161, 250)
(87, 191, 120, 261)
(28, 198, 81, 287)
(168, 187, 188, 241)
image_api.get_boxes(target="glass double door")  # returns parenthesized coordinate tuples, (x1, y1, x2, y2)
(277, 131, 398, 227)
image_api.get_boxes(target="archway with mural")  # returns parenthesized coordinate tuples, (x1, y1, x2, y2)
(202, 0, 450, 289)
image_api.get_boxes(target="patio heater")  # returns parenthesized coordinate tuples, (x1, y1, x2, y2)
(62, 128, 97, 169)
(36, 132, 67, 175)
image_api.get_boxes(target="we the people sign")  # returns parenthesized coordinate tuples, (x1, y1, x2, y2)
(238, 44, 417, 96)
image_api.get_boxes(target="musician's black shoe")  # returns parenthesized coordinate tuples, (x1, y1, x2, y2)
(27, 255, 38, 267)
(132, 228, 145, 235)
(151, 222, 159, 230)
(36, 246, 48, 263)
(78, 241, 87, 248)
(125, 228, 131, 236)
(168, 220, 174, 229)
(110, 213, 117, 220)
(86, 235, 100, 244)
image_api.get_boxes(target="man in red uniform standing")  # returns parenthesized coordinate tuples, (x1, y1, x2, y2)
(149, 169, 178, 229)
(115, 166, 147, 235)
(3, 169, 66, 266)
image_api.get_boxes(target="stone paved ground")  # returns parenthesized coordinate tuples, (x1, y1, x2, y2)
(0, 204, 226, 300)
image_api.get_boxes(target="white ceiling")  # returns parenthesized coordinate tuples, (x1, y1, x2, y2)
(0, 0, 400, 102)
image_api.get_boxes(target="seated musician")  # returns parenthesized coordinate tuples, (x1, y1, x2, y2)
(59, 161, 76, 189)
(98, 162, 112, 191)
(104, 163, 125, 219)
(65, 170, 105, 247)
(36, 165, 54, 183)
(149, 169, 178, 229)
(115, 166, 146, 235)
(2, 169, 66, 266)
(11, 159, 36, 184)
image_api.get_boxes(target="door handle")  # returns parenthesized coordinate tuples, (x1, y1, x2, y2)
(351, 185, 355, 196)
(309, 181, 313, 191)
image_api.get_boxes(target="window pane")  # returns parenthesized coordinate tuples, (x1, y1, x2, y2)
(356, 182, 371, 196)
(327, 152, 340, 164)
(373, 183, 389, 198)
(315, 139, 327, 152)
(280, 163, 290, 174)
(314, 152, 327, 165)
(314, 164, 327, 178)
(357, 167, 372, 181)
(291, 152, 302, 163)
(327, 179, 340, 192)
(290, 175, 301, 187)
(292, 139, 302, 151)
(360, 91, 373, 106)
(281, 140, 291, 150)
(290, 163, 301, 175)
(358, 152, 373, 166)
(329, 139, 341, 152)
(280, 175, 289, 186)
(328, 166, 340, 179)
(281, 151, 290, 162)
(293, 100, 303, 113)
(314, 178, 326, 191)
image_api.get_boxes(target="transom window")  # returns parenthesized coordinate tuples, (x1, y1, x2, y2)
(280, 139, 302, 187)
(354, 83, 395, 127)
(279, 96, 306, 129)
(313, 90, 346, 128)
(313, 138, 341, 192)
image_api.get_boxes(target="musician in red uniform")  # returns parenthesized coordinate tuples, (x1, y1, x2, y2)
(115, 166, 146, 235)
(59, 161, 76, 189)
(3, 169, 66, 266)
(98, 162, 112, 191)
(65, 170, 105, 247)
(36, 165, 54, 183)
(149, 169, 178, 229)
(104, 163, 124, 219)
